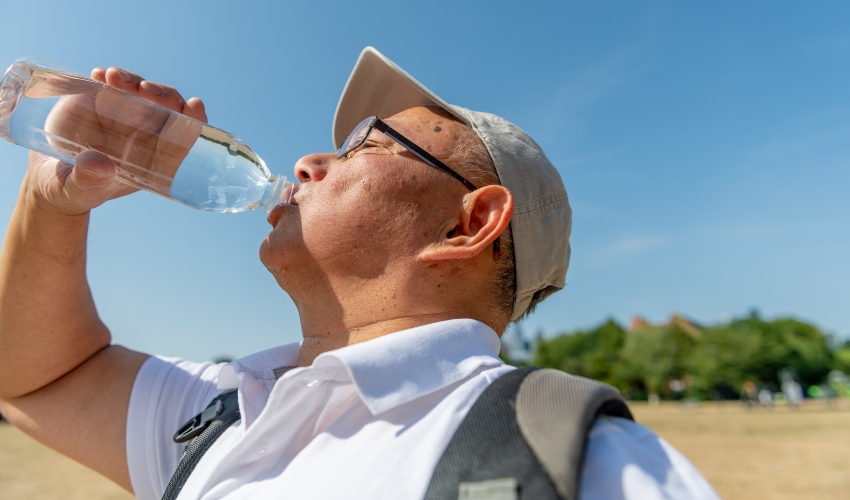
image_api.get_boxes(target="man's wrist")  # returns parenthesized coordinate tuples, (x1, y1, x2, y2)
(27, 193, 92, 222)
(20, 171, 93, 222)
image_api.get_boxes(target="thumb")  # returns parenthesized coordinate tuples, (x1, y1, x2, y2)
(65, 150, 118, 208)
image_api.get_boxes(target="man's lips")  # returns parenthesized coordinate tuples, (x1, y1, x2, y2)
(267, 186, 300, 227)
(267, 196, 298, 227)
(279, 183, 299, 205)
(267, 204, 284, 227)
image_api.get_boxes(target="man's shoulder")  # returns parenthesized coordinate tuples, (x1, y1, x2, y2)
(461, 369, 718, 499)
(583, 416, 720, 499)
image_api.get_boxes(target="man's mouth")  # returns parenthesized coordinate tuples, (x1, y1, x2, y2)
(267, 203, 286, 227)
(266, 184, 301, 227)
(280, 183, 300, 205)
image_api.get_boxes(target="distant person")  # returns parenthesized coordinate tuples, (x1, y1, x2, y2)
(741, 380, 758, 408)
(782, 381, 804, 408)
(0, 48, 719, 499)
(759, 389, 774, 407)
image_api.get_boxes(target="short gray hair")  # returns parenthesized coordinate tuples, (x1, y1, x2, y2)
(446, 125, 517, 328)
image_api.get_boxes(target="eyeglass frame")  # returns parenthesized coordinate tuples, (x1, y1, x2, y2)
(337, 116, 478, 191)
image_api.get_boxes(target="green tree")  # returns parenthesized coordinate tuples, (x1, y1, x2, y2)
(688, 316, 834, 398)
(533, 319, 626, 385)
(531, 312, 837, 401)
(612, 324, 696, 399)
(833, 339, 850, 373)
(736, 316, 832, 387)
(687, 325, 763, 398)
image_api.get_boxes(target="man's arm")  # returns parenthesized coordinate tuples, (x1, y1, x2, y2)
(0, 67, 208, 492)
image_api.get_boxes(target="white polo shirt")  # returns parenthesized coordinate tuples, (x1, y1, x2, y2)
(126, 319, 718, 499)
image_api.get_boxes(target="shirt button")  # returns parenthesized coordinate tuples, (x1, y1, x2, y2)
(259, 447, 267, 455)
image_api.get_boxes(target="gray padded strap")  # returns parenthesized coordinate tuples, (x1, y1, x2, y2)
(516, 369, 633, 499)
(273, 366, 297, 379)
(162, 390, 241, 500)
(423, 367, 554, 500)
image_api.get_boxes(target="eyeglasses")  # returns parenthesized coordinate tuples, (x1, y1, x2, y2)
(337, 116, 477, 191)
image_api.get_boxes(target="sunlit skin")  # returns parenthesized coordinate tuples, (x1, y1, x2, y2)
(0, 67, 207, 491)
(0, 69, 512, 491)
(261, 106, 514, 366)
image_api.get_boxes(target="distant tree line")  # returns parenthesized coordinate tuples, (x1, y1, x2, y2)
(525, 313, 850, 401)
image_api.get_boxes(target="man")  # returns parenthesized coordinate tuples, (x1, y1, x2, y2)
(0, 48, 717, 498)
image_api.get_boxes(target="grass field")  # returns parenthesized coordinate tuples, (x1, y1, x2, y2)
(632, 400, 850, 499)
(1, 400, 848, 499)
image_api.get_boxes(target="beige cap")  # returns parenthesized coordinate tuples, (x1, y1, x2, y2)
(334, 47, 572, 321)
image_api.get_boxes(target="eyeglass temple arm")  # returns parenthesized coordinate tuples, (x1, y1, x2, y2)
(374, 121, 478, 191)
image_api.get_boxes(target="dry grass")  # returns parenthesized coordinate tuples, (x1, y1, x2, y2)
(631, 400, 850, 499)
(1, 400, 848, 499)
(0, 424, 132, 500)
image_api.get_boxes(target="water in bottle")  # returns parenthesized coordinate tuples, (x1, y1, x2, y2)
(0, 58, 295, 213)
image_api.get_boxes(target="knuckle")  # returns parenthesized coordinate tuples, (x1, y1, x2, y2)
(165, 86, 185, 102)
(110, 67, 141, 85)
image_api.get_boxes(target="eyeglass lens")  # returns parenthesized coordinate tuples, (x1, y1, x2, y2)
(338, 117, 375, 158)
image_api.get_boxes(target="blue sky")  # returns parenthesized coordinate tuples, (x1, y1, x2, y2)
(0, 1, 847, 361)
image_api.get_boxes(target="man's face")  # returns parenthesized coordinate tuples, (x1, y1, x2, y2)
(259, 106, 471, 293)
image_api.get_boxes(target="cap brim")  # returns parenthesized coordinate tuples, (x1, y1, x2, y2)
(333, 47, 466, 149)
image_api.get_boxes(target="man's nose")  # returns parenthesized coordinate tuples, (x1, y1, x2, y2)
(294, 153, 333, 184)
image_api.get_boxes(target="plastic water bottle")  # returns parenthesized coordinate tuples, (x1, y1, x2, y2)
(0, 58, 295, 213)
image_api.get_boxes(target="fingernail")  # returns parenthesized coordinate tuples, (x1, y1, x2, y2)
(116, 69, 132, 83)
(81, 164, 112, 177)
(79, 163, 112, 177)
(145, 82, 163, 96)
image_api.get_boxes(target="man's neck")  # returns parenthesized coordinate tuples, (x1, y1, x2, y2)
(296, 312, 462, 367)
(288, 261, 507, 366)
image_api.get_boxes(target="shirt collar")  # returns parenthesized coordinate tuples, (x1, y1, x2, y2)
(219, 319, 503, 416)
(217, 342, 301, 391)
(312, 318, 503, 415)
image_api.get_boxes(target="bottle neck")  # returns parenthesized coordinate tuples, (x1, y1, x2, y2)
(260, 175, 296, 214)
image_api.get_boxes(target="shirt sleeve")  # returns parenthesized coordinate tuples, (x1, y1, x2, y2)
(580, 416, 720, 500)
(126, 355, 225, 500)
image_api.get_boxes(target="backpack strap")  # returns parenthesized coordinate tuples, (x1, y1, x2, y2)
(424, 367, 633, 500)
(161, 389, 241, 500)
(516, 368, 633, 499)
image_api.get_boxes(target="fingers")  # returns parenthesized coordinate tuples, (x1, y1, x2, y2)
(140, 80, 187, 113)
(48, 151, 120, 214)
(97, 67, 190, 115)
(183, 97, 208, 123)
(71, 151, 116, 189)
(91, 67, 107, 83)
(102, 67, 144, 92)
(91, 66, 208, 122)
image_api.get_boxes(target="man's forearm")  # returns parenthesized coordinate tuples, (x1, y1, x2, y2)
(0, 174, 110, 399)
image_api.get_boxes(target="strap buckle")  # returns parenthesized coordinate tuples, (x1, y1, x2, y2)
(173, 399, 224, 443)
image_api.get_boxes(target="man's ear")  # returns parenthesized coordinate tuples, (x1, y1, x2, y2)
(420, 185, 514, 262)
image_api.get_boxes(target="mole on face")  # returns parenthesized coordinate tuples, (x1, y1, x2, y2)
(433, 125, 442, 132)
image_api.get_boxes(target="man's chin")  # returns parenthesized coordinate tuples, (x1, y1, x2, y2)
(258, 237, 280, 272)
(259, 236, 297, 281)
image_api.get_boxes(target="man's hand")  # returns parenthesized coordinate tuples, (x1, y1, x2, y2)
(0, 67, 208, 492)
(28, 66, 208, 216)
